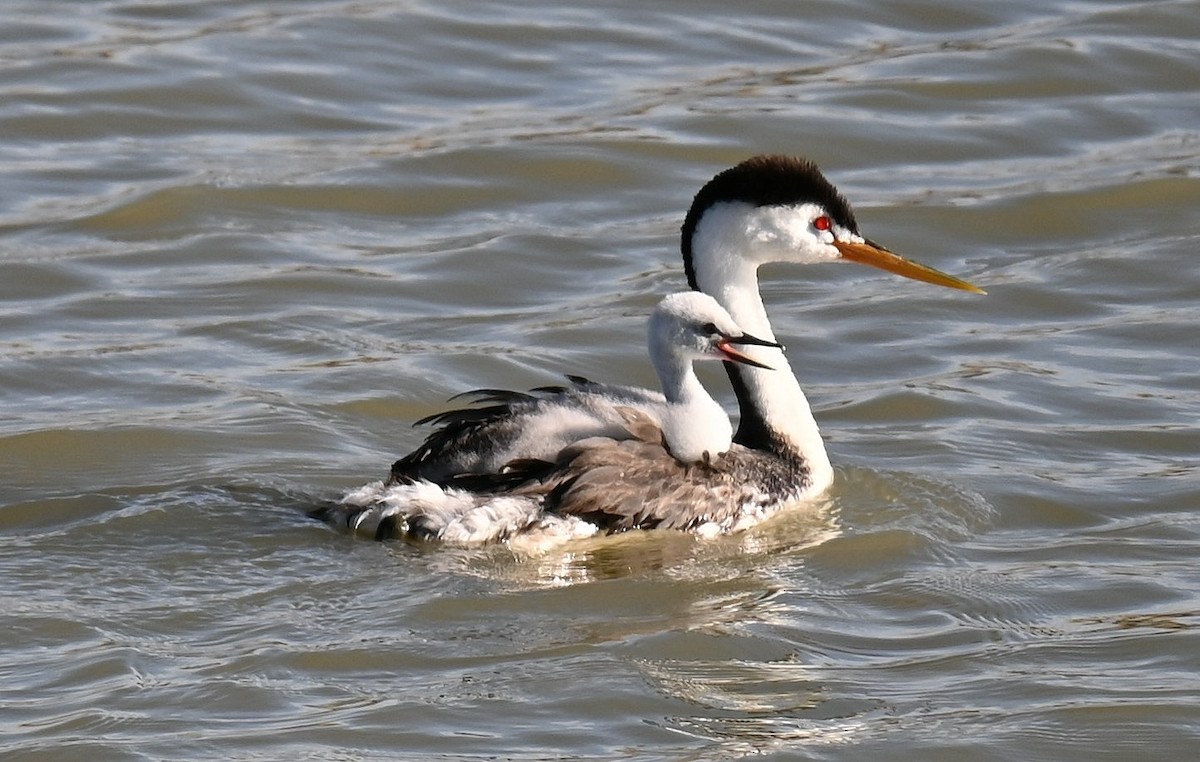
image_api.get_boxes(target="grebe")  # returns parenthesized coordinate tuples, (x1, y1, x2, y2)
(319, 155, 983, 541)
(327, 292, 785, 544)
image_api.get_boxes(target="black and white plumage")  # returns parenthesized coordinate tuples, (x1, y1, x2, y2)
(323, 292, 787, 545)
(317, 155, 984, 544)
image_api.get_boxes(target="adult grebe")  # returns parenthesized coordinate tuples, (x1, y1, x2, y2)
(318, 155, 984, 541)
(327, 292, 784, 544)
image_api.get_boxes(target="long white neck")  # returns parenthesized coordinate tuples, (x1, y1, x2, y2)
(652, 349, 734, 463)
(688, 226, 833, 489)
(652, 352, 702, 407)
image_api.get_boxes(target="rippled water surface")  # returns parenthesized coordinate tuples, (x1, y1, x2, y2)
(3, 1, 1198, 759)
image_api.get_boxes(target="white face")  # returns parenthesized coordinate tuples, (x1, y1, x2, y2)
(694, 200, 864, 266)
(649, 293, 741, 364)
(685, 317, 738, 362)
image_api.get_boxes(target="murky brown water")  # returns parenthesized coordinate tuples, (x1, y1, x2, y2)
(3, 1, 1198, 759)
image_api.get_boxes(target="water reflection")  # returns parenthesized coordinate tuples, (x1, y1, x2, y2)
(7, 0, 1200, 757)
(437, 497, 846, 589)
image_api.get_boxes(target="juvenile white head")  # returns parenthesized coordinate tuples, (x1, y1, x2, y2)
(648, 292, 782, 373)
(647, 292, 782, 463)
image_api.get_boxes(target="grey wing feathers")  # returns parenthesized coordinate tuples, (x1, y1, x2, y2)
(541, 433, 812, 533)
(390, 377, 599, 483)
(382, 377, 810, 538)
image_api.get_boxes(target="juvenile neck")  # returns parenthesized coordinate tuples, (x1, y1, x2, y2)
(653, 354, 733, 462)
(652, 353, 704, 406)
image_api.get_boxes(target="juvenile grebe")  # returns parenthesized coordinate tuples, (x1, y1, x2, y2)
(327, 292, 785, 544)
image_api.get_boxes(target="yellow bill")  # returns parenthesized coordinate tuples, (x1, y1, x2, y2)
(834, 239, 986, 294)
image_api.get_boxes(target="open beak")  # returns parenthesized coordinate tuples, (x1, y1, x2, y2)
(717, 332, 782, 370)
(833, 239, 986, 294)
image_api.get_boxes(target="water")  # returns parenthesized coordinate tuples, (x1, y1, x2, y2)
(2, 0, 1198, 759)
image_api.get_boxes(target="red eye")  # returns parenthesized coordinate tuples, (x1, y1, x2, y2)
(813, 216, 832, 231)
